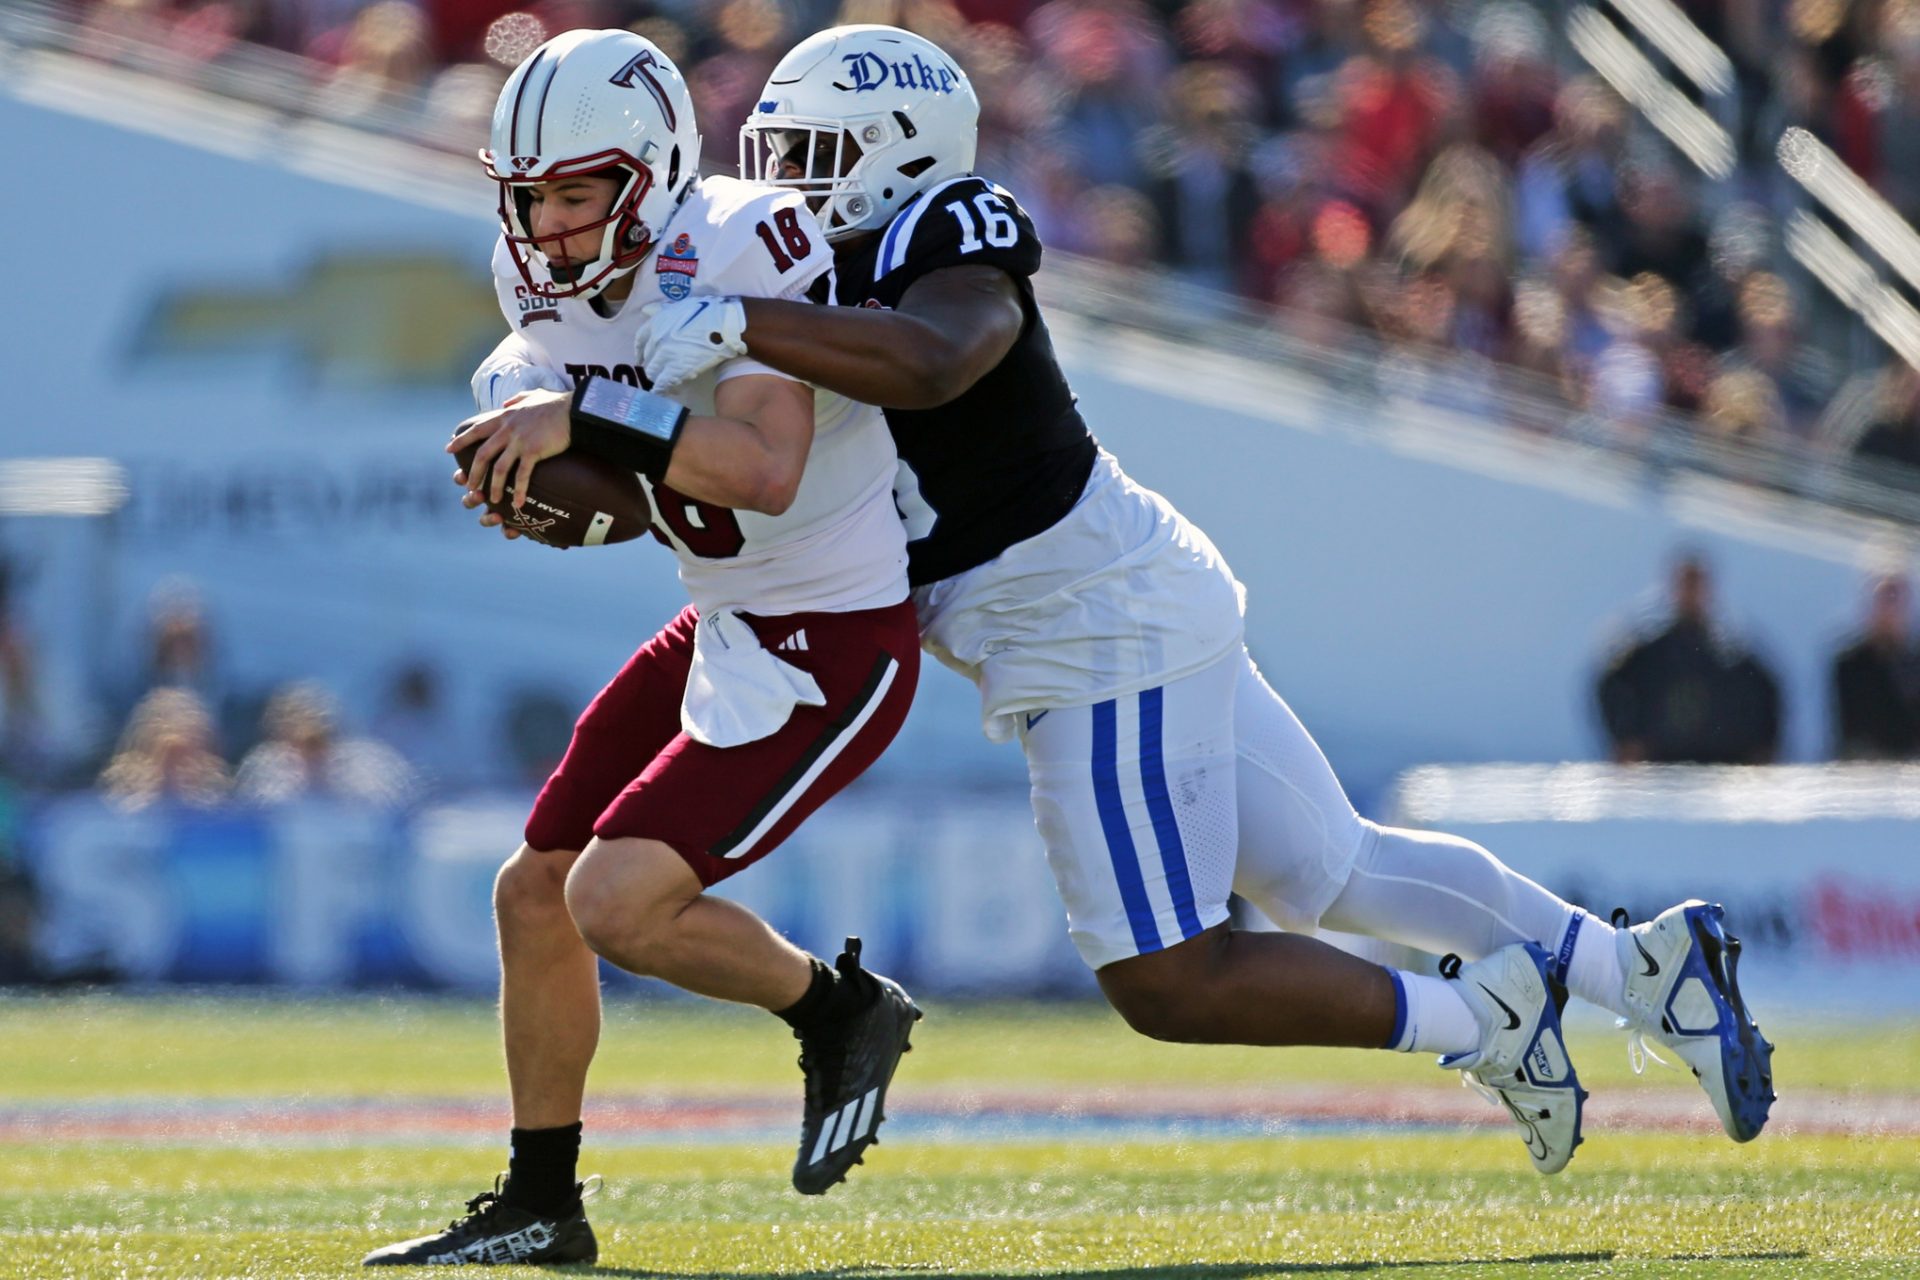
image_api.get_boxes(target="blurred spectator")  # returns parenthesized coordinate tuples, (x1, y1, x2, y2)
(98, 688, 231, 810)
(77, 0, 263, 70)
(1866, 4, 1920, 226)
(1640, 273, 1714, 416)
(1506, 275, 1575, 401)
(1596, 554, 1783, 764)
(1073, 183, 1160, 265)
(0, 555, 43, 782)
(1584, 274, 1668, 436)
(502, 685, 578, 786)
(1512, 76, 1625, 265)
(1832, 573, 1920, 759)
(118, 578, 246, 755)
(1609, 160, 1708, 301)
(1270, 200, 1378, 347)
(1028, 0, 1169, 189)
(1388, 146, 1514, 353)
(1140, 61, 1262, 294)
(1690, 204, 1774, 352)
(130, 579, 225, 703)
(1854, 364, 1920, 481)
(1327, 0, 1458, 219)
(370, 659, 457, 793)
(1464, 2, 1555, 167)
(235, 682, 418, 806)
(312, 1, 437, 122)
(1544, 227, 1611, 373)
(0, 849, 37, 985)
(422, 59, 507, 138)
(1700, 367, 1789, 453)
(1719, 272, 1838, 440)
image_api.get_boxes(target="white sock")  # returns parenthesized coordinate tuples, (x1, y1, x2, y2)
(1556, 909, 1628, 1017)
(1385, 969, 1480, 1056)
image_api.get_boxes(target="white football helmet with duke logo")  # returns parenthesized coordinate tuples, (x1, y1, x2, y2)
(482, 29, 701, 300)
(741, 25, 979, 242)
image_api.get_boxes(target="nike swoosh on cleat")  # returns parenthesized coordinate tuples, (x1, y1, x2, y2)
(1478, 984, 1523, 1030)
(1632, 935, 1661, 978)
(1499, 1096, 1550, 1160)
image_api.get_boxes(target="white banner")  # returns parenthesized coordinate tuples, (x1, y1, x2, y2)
(24, 789, 1091, 995)
(1388, 764, 1920, 1010)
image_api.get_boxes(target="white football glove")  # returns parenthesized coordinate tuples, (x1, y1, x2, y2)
(639, 295, 748, 392)
(470, 345, 570, 412)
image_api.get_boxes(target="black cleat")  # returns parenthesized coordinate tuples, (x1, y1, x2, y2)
(791, 937, 922, 1195)
(362, 1175, 598, 1266)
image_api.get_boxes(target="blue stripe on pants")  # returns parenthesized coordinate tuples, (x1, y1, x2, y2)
(1137, 686, 1203, 940)
(1091, 698, 1161, 955)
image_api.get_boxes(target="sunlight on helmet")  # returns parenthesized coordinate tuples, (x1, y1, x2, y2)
(740, 25, 980, 243)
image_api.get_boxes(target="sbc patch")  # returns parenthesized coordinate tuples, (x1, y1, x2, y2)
(656, 232, 698, 300)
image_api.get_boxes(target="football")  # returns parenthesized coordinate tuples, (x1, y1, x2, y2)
(453, 443, 651, 549)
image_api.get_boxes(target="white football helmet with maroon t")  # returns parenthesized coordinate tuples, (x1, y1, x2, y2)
(482, 29, 701, 300)
(741, 25, 979, 242)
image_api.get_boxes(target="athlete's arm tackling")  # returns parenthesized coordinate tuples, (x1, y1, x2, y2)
(723, 265, 1022, 409)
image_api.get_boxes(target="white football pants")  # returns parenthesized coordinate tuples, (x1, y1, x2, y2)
(1022, 646, 1578, 969)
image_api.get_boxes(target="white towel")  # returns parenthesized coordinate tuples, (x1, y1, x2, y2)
(680, 608, 826, 747)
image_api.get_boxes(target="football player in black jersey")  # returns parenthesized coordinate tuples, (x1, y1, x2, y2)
(638, 24, 1775, 1172)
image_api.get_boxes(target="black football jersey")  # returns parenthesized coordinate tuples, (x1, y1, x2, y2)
(834, 176, 1099, 587)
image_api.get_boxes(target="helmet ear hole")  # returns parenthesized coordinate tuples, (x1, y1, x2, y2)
(667, 145, 681, 191)
(897, 156, 936, 179)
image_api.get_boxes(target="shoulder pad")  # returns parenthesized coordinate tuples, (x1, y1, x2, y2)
(648, 177, 833, 305)
(874, 176, 1041, 283)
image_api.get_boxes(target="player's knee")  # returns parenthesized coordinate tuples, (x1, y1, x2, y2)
(561, 856, 633, 962)
(494, 844, 575, 934)
(1096, 938, 1218, 1043)
(562, 838, 688, 972)
(1106, 989, 1184, 1041)
(1103, 984, 1213, 1043)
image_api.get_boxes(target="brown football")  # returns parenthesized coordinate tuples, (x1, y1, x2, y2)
(454, 444, 650, 549)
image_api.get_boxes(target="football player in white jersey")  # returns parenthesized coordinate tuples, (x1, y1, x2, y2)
(366, 30, 922, 1267)
(639, 24, 1775, 1178)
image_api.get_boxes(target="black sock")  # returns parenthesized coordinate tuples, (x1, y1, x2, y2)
(504, 1122, 582, 1217)
(776, 956, 879, 1032)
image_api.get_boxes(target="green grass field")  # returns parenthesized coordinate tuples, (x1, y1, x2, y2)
(2, 994, 1916, 1279)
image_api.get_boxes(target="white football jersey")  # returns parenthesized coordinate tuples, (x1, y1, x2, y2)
(912, 450, 1246, 742)
(488, 175, 906, 617)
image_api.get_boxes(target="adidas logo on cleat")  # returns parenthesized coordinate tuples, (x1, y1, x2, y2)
(808, 1087, 882, 1166)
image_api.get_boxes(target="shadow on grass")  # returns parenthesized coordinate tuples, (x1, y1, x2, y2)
(577, 1251, 1811, 1278)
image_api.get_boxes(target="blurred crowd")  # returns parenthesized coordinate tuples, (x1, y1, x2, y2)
(0, 559, 607, 982)
(0, 569, 584, 806)
(50, 0, 1920, 494)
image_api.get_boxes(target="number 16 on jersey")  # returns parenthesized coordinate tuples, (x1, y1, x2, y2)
(945, 192, 1018, 254)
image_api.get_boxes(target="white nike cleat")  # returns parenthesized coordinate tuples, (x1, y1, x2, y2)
(1439, 941, 1588, 1175)
(1613, 900, 1775, 1142)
